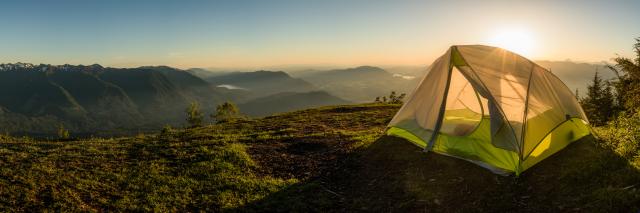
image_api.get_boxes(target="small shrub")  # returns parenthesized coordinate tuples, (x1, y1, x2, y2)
(213, 102, 244, 123)
(186, 101, 204, 128)
(57, 124, 70, 140)
(595, 111, 640, 168)
(374, 91, 406, 104)
(160, 125, 173, 135)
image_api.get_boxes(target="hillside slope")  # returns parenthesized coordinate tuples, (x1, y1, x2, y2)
(298, 66, 419, 102)
(238, 91, 351, 117)
(0, 63, 231, 135)
(205, 70, 317, 99)
(0, 104, 638, 212)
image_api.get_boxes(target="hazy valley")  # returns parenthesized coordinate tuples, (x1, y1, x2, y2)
(0, 60, 610, 136)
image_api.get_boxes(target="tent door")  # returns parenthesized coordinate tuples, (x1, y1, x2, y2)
(439, 67, 486, 137)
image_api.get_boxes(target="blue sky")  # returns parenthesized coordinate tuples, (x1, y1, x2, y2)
(0, 0, 638, 69)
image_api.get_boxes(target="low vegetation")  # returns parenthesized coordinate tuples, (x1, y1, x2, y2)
(56, 124, 70, 140)
(374, 91, 406, 104)
(0, 104, 394, 211)
(185, 101, 205, 128)
(212, 102, 244, 123)
(594, 112, 640, 168)
(1, 103, 638, 212)
(581, 37, 640, 170)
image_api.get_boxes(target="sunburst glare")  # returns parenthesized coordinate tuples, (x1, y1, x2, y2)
(487, 28, 535, 57)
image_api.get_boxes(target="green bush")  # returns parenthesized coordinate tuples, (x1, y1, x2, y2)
(186, 101, 204, 128)
(57, 124, 70, 140)
(212, 102, 244, 123)
(595, 111, 640, 168)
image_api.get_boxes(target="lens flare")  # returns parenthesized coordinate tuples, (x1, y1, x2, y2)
(487, 28, 535, 57)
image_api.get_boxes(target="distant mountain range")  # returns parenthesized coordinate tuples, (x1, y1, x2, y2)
(0, 60, 606, 136)
(166, 61, 612, 106)
(534, 60, 614, 94)
(0, 63, 349, 136)
(295, 66, 420, 102)
(0, 63, 233, 135)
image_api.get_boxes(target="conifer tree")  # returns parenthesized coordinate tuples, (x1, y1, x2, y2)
(608, 37, 640, 112)
(580, 72, 615, 125)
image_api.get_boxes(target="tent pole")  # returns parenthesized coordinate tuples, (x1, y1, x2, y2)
(424, 48, 455, 152)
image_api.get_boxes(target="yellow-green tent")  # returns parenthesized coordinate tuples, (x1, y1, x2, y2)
(387, 45, 592, 175)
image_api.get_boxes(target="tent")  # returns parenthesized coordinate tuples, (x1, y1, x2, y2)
(387, 45, 592, 175)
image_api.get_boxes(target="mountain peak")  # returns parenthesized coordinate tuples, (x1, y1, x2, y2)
(0, 63, 107, 72)
(0, 62, 36, 71)
(347, 66, 387, 74)
(139, 65, 180, 71)
(254, 70, 290, 77)
(354, 65, 385, 71)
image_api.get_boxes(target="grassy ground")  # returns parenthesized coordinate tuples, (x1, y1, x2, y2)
(0, 103, 638, 212)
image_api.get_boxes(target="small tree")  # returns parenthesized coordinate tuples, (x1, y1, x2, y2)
(186, 101, 204, 128)
(212, 101, 242, 123)
(580, 71, 616, 126)
(57, 124, 70, 140)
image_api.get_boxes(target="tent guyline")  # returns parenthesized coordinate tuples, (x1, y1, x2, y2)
(387, 45, 591, 175)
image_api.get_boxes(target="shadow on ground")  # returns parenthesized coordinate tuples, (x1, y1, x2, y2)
(235, 135, 640, 212)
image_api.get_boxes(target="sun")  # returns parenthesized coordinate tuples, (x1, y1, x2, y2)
(486, 28, 535, 57)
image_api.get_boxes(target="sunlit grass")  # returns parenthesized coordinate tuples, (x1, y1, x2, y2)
(0, 103, 398, 211)
(1, 103, 638, 211)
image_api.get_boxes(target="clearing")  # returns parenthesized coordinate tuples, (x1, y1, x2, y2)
(0, 104, 638, 212)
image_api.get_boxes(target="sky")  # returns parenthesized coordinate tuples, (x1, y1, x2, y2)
(0, 0, 638, 69)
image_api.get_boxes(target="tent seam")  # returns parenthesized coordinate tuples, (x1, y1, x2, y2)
(520, 71, 581, 160)
(520, 65, 536, 166)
